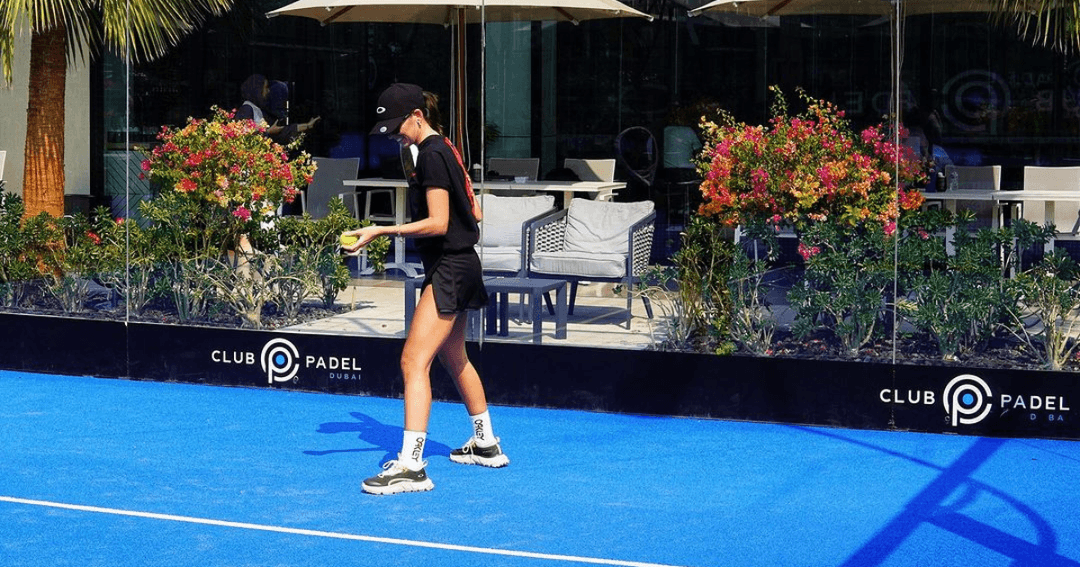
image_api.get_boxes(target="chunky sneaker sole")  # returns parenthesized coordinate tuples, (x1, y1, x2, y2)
(362, 460, 434, 495)
(450, 438, 510, 468)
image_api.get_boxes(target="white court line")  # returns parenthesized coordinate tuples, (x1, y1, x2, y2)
(0, 496, 689, 567)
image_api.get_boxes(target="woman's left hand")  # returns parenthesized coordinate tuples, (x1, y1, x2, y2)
(340, 226, 383, 254)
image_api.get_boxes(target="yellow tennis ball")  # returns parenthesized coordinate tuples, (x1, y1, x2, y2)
(340, 234, 359, 247)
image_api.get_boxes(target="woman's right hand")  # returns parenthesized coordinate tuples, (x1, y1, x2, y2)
(301, 116, 321, 132)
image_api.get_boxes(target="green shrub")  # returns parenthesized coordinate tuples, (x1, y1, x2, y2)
(0, 191, 50, 306)
(897, 214, 1054, 360)
(95, 212, 164, 316)
(1003, 250, 1080, 371)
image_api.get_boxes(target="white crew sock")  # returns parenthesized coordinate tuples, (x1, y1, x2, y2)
(400, 430, 427, 469)
(469, 410, 497, 448)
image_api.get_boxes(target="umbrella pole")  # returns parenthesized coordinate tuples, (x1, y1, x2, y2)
(455, 9, 467, 155)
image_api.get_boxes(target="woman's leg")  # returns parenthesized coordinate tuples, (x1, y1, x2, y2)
(400, 284, 458, 433)
(440, 313, 509, 467)
(360, 285, 453, 495)
(438, 313, 488, 416)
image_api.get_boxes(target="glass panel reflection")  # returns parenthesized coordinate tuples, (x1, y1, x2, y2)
(0, 3, 1031, 369)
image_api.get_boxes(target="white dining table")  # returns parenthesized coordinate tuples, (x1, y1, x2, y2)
(345, 177, 623, 203)
(341, 177, 627, 277)
(472, 179, 625, 203)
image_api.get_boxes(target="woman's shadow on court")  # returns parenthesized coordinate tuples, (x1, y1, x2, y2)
(303, 412, 452, 462)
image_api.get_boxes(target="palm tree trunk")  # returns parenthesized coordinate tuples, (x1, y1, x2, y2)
(23, 24, 67, 219)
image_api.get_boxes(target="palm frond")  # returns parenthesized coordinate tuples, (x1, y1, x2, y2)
(103, 0, 232, 62)
(991, 0, 1080, 53)
(0, 0, 233, 84)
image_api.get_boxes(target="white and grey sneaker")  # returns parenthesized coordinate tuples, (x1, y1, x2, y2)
(361, 458, 434, 495)
(449, 438, 509, 468)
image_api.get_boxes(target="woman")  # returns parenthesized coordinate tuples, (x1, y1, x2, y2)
(266, 80, 321, 147)
(341, 83, 507, 495)
(234, 74, 283, 138)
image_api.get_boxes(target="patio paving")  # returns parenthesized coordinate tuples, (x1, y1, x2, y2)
(283, 274, 669, 350)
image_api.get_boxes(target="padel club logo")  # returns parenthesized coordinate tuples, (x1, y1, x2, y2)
(879, 373, 1071, 426)
(210, 338, 362, 383)
(261, 338, 301, 383)
(943, 374, 992, 426)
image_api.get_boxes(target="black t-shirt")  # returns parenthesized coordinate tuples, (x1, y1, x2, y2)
(408, 136, 479, 253)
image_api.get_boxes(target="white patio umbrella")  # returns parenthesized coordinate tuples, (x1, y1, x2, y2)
(268, 0, 651, 25)
(267, 0, 652, 152)
(269, 0, 652, 343)
(687, 0, 1000, 18)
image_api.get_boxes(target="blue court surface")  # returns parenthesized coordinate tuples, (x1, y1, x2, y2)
(2, 369, 1080, 567)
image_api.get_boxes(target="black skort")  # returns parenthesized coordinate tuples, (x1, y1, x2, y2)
(420, 248, 489, 314)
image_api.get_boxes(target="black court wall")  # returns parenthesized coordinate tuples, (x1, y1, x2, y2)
(2, 313, 1078, 440)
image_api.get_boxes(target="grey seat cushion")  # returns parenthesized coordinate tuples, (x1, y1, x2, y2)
(530, 251, 627, 279)
(477, 247, 523, 273)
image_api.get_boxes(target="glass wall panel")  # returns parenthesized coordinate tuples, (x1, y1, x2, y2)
(66, 3, 1069, 371)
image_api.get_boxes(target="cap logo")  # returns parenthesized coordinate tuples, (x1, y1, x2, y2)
(379, 126, 388, 133)
(376, 106, 387, 115)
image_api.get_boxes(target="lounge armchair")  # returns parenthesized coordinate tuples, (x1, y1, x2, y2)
(527, 198, 655, 327)
(476, 193, 558, 276)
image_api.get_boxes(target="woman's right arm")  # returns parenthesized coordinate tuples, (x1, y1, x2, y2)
(340, 187, 450, 254)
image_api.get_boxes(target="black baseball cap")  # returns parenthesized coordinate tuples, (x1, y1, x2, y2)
(370, 83, 424, 135)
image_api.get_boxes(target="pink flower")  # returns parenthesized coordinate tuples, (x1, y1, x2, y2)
(87, 231, 102, 245)
(797, 242, 821, 261)
(232, 206, 252, 221)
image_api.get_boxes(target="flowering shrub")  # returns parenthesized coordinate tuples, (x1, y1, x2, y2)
(697, 88, 926, 234)
(140, 106, 316, 253)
